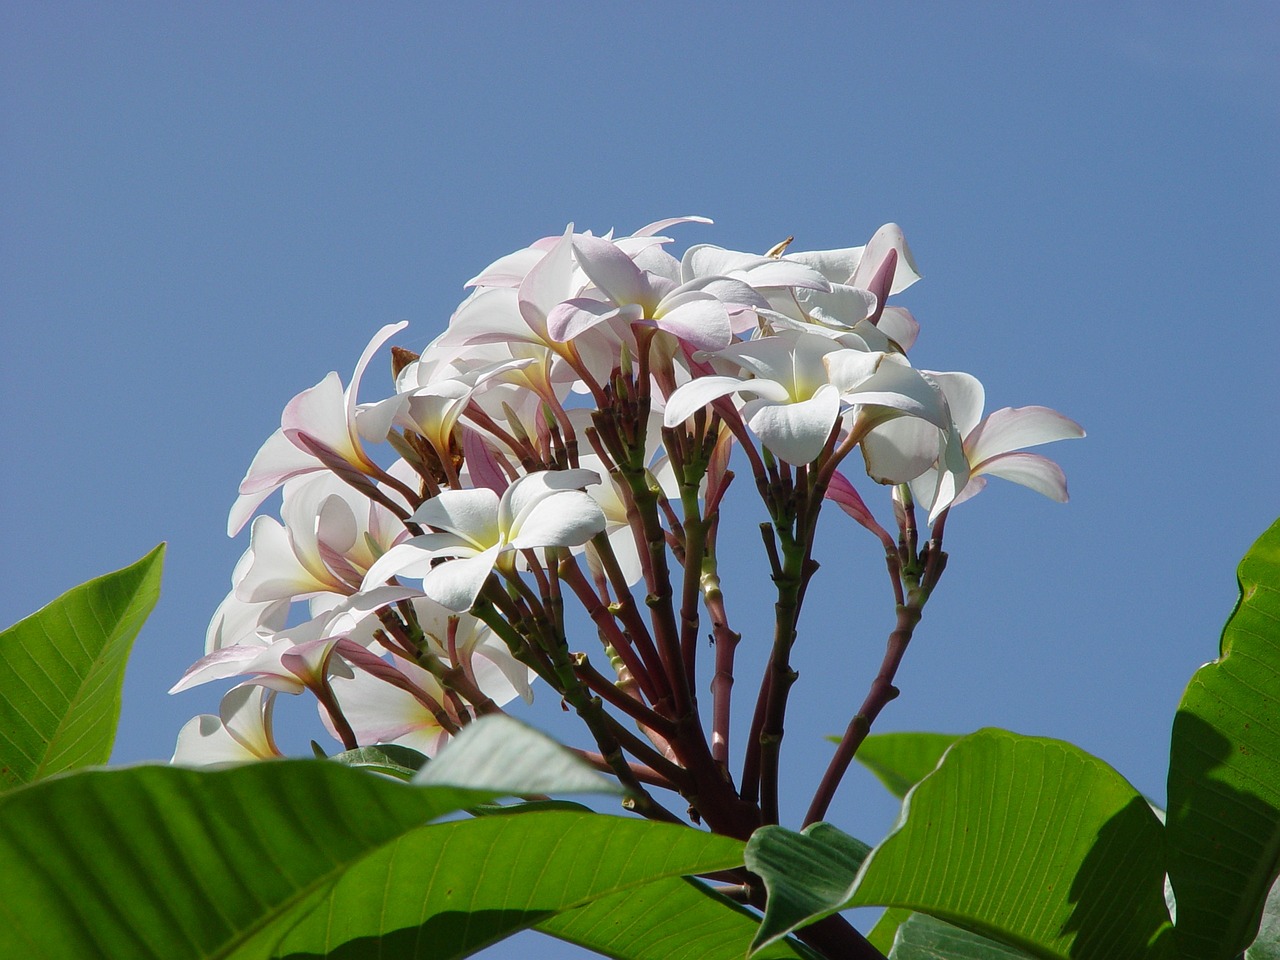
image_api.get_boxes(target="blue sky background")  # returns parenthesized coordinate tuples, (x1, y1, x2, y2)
(3, 3, 1277, 954)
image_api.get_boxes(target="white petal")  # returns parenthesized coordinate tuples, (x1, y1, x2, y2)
(411, 488, 502, 545)
(967, 406, 1085, 465)
(546, 297, 625, 343)
(573, 234, 651, 307)
(501, 469, 601, 537)
(877, 307, 920, 351)
(423, 545, 503, 611)
(843, 359, 949, 428)
(467, 247, 545, 288)
(931, 372, 986, 439)
(518, 224, 575, 338)
(650, 292, 732, 351)
(235, 517, 334, 603)
(507, 490, 607, 550)
(361, 537, 451, 590)
(860, 416, 943, 484)
(742, 385, 840, 465)
(663, 375, 750, 427)
(850, 223, 922, 295)
(631, 215, 713, 237)
(975, 452, 1071, 502)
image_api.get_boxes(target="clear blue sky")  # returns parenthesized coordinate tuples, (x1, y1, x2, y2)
(3, 3, 1277, 954)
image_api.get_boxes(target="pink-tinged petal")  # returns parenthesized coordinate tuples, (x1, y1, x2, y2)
(518, 224, 575, 339)
(423, 545, 503, 611)
(205, 590, 288, 653)
(279, 637, 342, 687)
(347, 321, 410, 426)
(863, 247, 897, 324)
(859, 416, 943, 485)
(169, 644, 263, 694)
(631, 245, 682, 285)
(412, 488, 501, 545)
(825, 470, 896, 549)
(282, 372, 352, 459)
(546, 297, 626, 343)
(235, 517, 336, 603)
(507, 490, 607, 550)
(966, 406, 1085, 465)
(467, 247, 546, 288)
(461, 426, 509, 495)
(573, 234, 652, 307)
(663, 375, 751, 427)
(850, 224, 922, 295)
(326, 663, 448, 746)
(631, 215, 713, 237)
(500, 469, 601, 537)
(742, 384, 841, 465)
(236, 427, 320, 497)
(651, 292, 733, 351)
(355, 395, 408, 445)
(975, 452, 1071, 502)
(878, 307, 920, 351)
(931, 372, 986, 439)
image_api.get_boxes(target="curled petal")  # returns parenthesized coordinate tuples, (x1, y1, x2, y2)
(650, 291, 733, 351)
(742, 384, 841, 465)
(506, 490, 607, 550)
(664, 375, 768, 427)
(423, 545, 503, 612)
(546, 297, 626, 343)
(632, 215, 713, 237)
(967, 406, 1086, 465)
(976, 452, 1071, 502)
(500, 469, 601, 538)
(850, 223, 923, 295)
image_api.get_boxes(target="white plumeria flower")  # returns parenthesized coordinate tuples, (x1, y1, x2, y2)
(909, 372, 1085, 520)
(325, 662, 454, 756)
(171, 683, 281, 766)
(232, 472, 405, 606)
(664, 330, 946, 466)
(547, 234, 750, 352)
(228, 321, 409, 536)
(362, 469, 607, 612)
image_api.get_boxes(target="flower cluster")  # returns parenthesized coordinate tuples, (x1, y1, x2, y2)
(173, 217, 1082, 833)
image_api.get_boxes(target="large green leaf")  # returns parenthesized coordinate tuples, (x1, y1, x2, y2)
(1167, 518, 1280, 960)
(744, 821, 872, 952)
(0, 715, 615, 959)
(851, 732, 962, 799)
(0, 544, 164, 787)
(273, 811, 747, 958)
(888, 913, 1038, 959)
(537, 876, 821, 960)
(848, 728, 1175, 960)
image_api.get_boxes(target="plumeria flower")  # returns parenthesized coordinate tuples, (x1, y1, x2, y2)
(228, 321, 409, 535)
(233, 472, 404, 605)
(547, 234, 753, 352)
(171, 683, 282, 766)
(362, 469, 607, 611)
(909, 372, 1085, 520)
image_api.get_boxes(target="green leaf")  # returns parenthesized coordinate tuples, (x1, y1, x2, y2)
(329, 743, 428, 780)
(888, 913, 1039, 959)
(416, 712, 620, 795)
(1167, 518, 1280, 960)
(868, 908, 914, 954)
(0, 544, 164, 788)
(0, 717, 616, 959)
(537, 876, 821, 960)
(851, 731, 963, 799)
(272, 811, 747, 958)
(0, 761, 497, 959)
(848, 728, 1175, 960)
(1246, 873, 1280, 960)
(744, 822, 872, 952)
